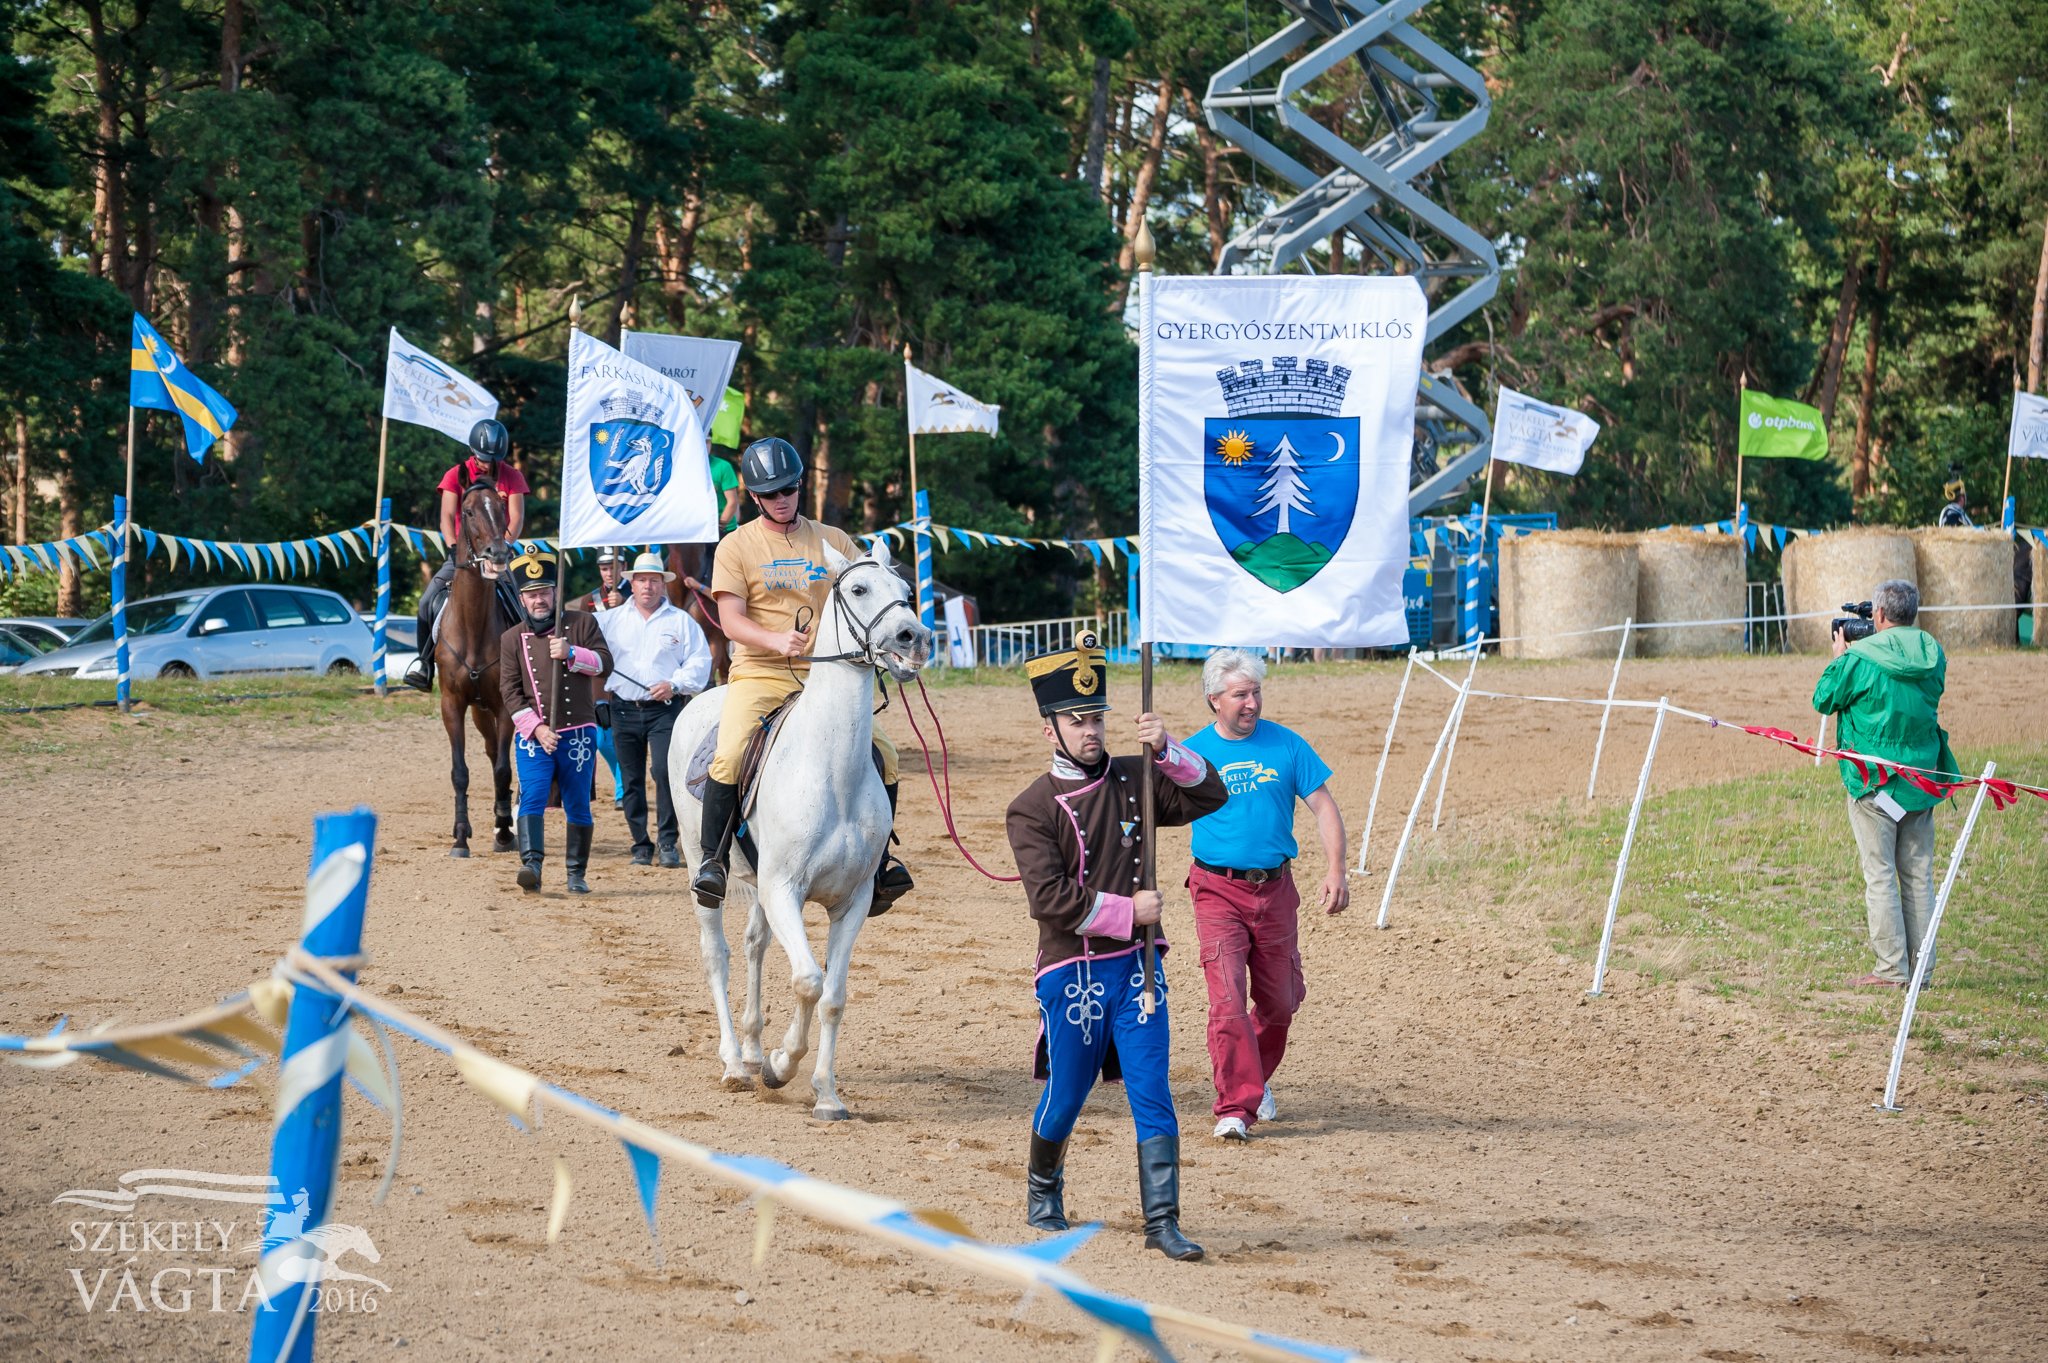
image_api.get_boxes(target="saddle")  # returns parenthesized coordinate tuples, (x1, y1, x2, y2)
(684, 694, 799, 813)
(429, 574, 525, 651)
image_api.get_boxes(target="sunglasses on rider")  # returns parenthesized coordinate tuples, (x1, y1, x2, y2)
(757, 487, 801, 500)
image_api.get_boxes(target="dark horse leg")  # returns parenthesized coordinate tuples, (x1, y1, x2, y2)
(477, 703, 516, 853)
(442, 685, 473, 858)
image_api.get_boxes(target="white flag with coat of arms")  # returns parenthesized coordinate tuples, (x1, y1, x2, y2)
(1489, 384, 1600, 475)
(381, 328, 498, 444)
(1138, 274, 1426, 648)
(905, 361, 1000, 436)
(558, 329, 718, 548)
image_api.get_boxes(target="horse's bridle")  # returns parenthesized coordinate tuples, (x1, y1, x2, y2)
(453, 483, 512, 574)
(810, 560, 920, 670)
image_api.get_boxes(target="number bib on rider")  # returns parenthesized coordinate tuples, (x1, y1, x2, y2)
(711, 516, 861, 680)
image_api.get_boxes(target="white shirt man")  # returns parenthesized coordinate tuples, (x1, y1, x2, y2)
(597, 553, 714, 866)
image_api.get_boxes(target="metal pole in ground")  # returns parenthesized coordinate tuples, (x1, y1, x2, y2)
(372, 497, 391, 697)
(1376, 699, 1463, 929)
(1430, 643, 1482, 829)
(1356, 649, 1416, 874)
(1588, 697, 1668, 996)
(1585, 618, 1632, 799)
(250, 808, 377, 1363)
(1878, 762, 1996, 1114)
(914, 488, 935, 641)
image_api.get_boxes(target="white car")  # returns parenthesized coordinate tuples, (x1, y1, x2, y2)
(17, 585, 375, 681)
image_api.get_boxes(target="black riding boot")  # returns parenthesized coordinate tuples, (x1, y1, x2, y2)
(870, 781, 914, 916)
(403, 592, 439, 691)
(564, 823, 592, 895)
(515, 814, 546, 892)
(1026, 1133, 1069, 1232)
(692, 779, 738, 908)
(1137, 1135, 1203, 1262)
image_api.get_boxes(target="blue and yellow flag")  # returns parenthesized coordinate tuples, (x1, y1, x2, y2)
(130, 314, 237, 461)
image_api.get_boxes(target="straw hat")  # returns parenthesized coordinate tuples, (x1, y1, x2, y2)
(627, 550, 676, 582)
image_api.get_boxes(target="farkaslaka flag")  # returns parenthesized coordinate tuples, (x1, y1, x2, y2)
(1139, 275, 1426, 647)
(1491, 385, 1599, 475)
(2010, 391, 2048, 461)
(558, 329, 717, 548)
(905, 362, 1000, 436)
(381, 328, 497, 444)
(130, 314, 238, 461)
(1738, 389, 1828, 460)
(620, 330, 741, 435)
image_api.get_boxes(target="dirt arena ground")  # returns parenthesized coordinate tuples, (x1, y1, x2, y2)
(2, 652, 2043, 1362)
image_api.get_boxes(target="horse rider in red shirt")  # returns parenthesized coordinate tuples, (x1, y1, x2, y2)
(404, 418, 530, 691)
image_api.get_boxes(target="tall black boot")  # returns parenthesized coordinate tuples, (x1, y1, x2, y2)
(515, 814, 546, 892)
(1137, 1135, 1203, 1262)
(1026, 1133, 1069, 1232)
(564, 823, 592, 895)
(691, 779, 738, 908)
(403, 593, 439, 691)
(870, 781, 913, 916)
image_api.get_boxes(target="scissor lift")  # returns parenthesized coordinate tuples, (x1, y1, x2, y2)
(1203, 0, 1498, 512)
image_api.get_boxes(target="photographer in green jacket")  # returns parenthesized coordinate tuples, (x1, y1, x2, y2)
(1812, 579, 1960, 990)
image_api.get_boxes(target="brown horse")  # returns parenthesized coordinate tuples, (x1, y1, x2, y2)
(664, 544, 731, 685)
(438, 483, 518, 856)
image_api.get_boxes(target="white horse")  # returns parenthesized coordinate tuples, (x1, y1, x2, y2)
(667, 537, 932, 1119)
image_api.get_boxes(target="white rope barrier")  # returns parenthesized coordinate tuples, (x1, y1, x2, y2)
(1588, 698, 1669, 997)
(1585, 617, 1632, 799)
(1355, 649, 1415, 875)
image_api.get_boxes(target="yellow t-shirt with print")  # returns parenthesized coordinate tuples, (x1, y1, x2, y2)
(710, 514, 860, 680)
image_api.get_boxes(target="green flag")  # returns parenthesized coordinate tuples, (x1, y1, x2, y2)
(1738, 389, 1828, 460)
(709, 386, 746, 447)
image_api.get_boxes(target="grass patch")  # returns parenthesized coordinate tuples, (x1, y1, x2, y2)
(1415, 742, 2048, 1062)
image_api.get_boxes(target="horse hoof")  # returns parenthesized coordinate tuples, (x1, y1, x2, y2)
(449, 847, 471, 859)
(720, 1072, 753, 1092)
(759, 1054, 793, 1090)
(493, 836, 516, 854)
(811, 1105, 851, 1123)
(742, 1059, 763, 1076)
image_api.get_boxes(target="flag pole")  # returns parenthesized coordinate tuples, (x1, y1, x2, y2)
(902, 342, 920, 514)
(1133, 219, 1160, 1018)
(1735, 373, 1747, 527)
(124, 406, 137, 519)
(374, 415, 389, 535)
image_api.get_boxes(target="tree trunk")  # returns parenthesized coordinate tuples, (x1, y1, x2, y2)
(1808, 254, 1861, 424)
(1851, 235, 1894, 500)
(1182, 85, 1228, 265)
(57, 486, 81, 617)
(605, 198, 651, 346)
(653, 190, 703, 330)
(83, 1, 125, 289)
(2028, 206, 2048, 394)
(1115, 78, 1173, 283)
(1082, 53, 1111, 201)
(12, 412, 27, 545)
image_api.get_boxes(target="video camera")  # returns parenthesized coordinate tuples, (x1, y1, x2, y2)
(1832, 600, 1875, 643)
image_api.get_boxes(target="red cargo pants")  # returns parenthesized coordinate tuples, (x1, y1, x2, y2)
(1187, 863, 1307, 1126)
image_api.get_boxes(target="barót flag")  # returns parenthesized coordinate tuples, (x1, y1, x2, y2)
(1738, 390, 1828, 460)
(557, 329, 718, 548)
(1139, 275, 1425, 648)
(130, 314, 237, 461)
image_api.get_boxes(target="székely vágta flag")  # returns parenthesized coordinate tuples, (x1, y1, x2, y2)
(710, 387, 746, 447)
(2011, 391, 2048, 462)
(1738, 389, 1828, 460)
(1139, 275, 1426, 648)
(130, 314, 237, 461)
(557, 329, 718, 548)
(1490, 384, 1600, 476)
(905, 362, 1000, 436)
(381, 328, 498, 444)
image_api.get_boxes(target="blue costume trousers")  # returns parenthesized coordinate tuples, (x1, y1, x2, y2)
(515, 726, 597, 826)
(1032, 952, 1177, 1144)
(594, 723, 624, 803)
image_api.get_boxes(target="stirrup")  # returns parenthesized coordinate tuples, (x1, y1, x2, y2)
(691, 859, 727, 908)
(869, 856, 913, 916)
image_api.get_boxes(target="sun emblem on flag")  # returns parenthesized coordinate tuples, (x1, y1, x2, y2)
(594, 429, 610, 445)
(1215, 429, 1255, 466)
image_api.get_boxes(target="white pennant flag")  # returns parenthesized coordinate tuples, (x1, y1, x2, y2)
(1490, 385, 1600, 475)
(381, 328, 498, 444)
(620, 330, 741, 434)
(905, 361, 1000, 436)
(558, 330, 717, 548)
(1139, 275, 1425, 648)
(2011, 390, 2048, 461)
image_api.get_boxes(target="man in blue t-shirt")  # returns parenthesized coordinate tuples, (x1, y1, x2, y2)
(1182, 648, 1349, 1142)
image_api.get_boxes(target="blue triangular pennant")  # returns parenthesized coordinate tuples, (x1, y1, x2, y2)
(622, 1140, 661, 1245)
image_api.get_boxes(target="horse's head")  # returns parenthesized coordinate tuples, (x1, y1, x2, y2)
(820, 537, 932, 682)
(457, 482, 515, 579)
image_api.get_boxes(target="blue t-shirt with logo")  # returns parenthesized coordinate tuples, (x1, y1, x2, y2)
(1183, 719, 1333, 868)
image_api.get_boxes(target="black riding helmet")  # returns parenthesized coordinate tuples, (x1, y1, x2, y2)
(469, 418, 510, 465)
(739, 437, 805, 495)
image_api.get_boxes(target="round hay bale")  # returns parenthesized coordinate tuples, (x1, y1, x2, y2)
(2034, 539, 2046, 647)
(1912, 527, 2015, 651)
(1780, 528, 1915, 653)
(1498, 530, 1638, 660)
(1635, 529, 1746, 656)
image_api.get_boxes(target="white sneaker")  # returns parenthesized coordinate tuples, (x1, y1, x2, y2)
(1212, 1116, 1250, 1142)
(1257, 1086, 1278, 1123)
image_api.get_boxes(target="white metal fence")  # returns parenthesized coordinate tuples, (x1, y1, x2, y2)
(937, 611, 1132, 667)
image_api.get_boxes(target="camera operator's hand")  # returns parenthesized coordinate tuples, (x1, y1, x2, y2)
(1831, 625, 1849, 659)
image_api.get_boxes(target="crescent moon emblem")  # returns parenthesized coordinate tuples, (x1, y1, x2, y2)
(1328, 431, 1346, 462)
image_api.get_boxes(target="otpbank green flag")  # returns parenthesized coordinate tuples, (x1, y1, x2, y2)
(1738, 389, 1828, 460)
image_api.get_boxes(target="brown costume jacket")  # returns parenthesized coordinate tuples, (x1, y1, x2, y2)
(498, 610, 612, 732)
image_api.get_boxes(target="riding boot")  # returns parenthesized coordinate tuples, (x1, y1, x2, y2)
(869, 781, 914, 917)
(1026, 1133, 1070, 1232)
(692, 779, 738, 908)
(515, 814, 546, 892)
(404, 596, 438, 692)
(1137, 1136, 1204, 1262)
(564, 823, 592, 895)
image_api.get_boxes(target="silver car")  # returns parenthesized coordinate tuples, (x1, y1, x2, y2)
(0, 616, 87, 653)
(17, 585, 375, 681)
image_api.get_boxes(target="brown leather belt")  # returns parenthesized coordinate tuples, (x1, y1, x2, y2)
(1193, 858, 1290, 885)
